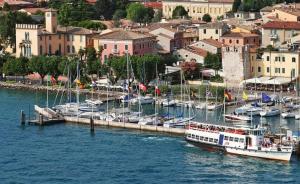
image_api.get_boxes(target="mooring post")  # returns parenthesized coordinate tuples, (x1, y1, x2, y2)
(20, 110, 25, 125)
(39, 113, 43, 125)
(90, 117, 94, 132)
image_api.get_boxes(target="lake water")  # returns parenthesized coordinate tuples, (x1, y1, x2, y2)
(0, 88, 300, 183)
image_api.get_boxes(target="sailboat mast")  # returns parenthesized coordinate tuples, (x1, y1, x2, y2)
(46, 74, 49, 109)
(155, 62, 158, 124)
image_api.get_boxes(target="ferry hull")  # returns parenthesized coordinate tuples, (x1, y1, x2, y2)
(186, 139, 224, 151)
(225, 147, 292, 161)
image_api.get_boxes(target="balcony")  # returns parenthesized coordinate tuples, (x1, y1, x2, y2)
(269, 34, 278, 40)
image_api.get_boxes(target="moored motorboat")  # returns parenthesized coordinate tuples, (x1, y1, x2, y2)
(281, 111, 296, 119)
(130, 96, 154, 105)
(207, 102, 223, 111)
(224, 114, 251, 122)
(260, 108, 280, 117)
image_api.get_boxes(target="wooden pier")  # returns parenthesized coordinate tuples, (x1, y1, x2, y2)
(31, 105, 186, 135)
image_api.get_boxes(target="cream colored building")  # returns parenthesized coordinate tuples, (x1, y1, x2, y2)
(162, 0, 234, 20)
(16, 9, 95, 57)
(250, 50, 300, 79)
(199, 22, 229, 41)
(272, 8, 300, 22)
(261, 21, 300, 48)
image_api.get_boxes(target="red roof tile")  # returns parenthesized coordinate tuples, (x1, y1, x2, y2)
(143, 2, 162, 9)
(262, 21, 300, 30)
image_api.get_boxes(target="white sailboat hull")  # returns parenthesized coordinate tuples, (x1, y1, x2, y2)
(260, 109, 280, 117)
(281, 112, 295, 118)
(207, 104, 223, 111)
(225, 147, 292, 161)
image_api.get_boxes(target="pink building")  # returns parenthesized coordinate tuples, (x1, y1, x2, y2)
(220, 32, 261, 47)
(93, 30, 157, 62)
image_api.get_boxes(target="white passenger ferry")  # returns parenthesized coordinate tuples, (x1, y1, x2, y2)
(185, 122, 293, 161)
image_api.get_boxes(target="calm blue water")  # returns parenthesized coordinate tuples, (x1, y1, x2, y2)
(1, 88, 300, 184)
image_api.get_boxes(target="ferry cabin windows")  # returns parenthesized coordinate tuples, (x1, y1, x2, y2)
(229, 137, 234, 141)
(234, 138, 239, 142)
(209, 138, 213, 143)
(224, 136, 229, 141)
(200, 136, 204, 141)
(204, 137, 208, 142)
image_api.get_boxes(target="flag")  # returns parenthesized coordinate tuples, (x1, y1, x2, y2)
(242, 91, 248, 100)
(139, 83, 147, 92)
(206, 88, 212, 97)
(262, 93, 271, 103)
(50, 75, 56, 84)
(75, 79, 81, 85)
(224, 89, 232, 101)
(155, 86, 161, 96)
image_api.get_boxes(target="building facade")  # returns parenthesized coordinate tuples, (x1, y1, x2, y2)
(162, 0, 234, 20)
(191, 39, 222, 54)
(173, 46, 207, 64)
(221, 32, 261, 47)
(222, 45, 251, 86)
(15, 9, 95, 57)
(262, 21, 300, 48)
(149, 27, 198, 53)
(93, 30, 157, 62)
(199, 22, 229, 41)
(250, 50, 300, 79)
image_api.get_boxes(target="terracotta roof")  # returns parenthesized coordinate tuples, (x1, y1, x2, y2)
(185, 46, 208, 57)
(200, 39, 222, 48)
(262, 21, 300, 29)
(85, 0, 96, 4)
(143, 2, 162, 9)
(199, 22, 227, 29)
(93, 30, 155, 40)
(0, 0, 33, 6)
(157, 33, 174, 40)
(221, 32, 260, 38)
(56, 26, 94, 35)
(19, 7, 47, 14)
(260, 6, 274, 12)
(275, 7, 300, 16)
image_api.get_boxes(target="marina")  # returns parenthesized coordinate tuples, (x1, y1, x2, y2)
(2, 88, 300, 183)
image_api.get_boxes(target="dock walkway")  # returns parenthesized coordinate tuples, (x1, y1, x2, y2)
(32, 105, 186, 135)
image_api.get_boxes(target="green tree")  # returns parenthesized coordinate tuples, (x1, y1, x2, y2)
(232, 0, 241, 12)
(3, 2, 11, 11)
(152, 9, 162, 22)
(95, 0, 114, 19)
(204, 53, 222, 73)
(126, 3, 154, 24)
(76, 20, 106, 30)
(113, 9, 127, 21)
(172, 6, 188, 19)
(202, 14, 212, 22)
(57, 3, 72, 26)
(109, 54, 166, 84)
(0, 12, 36, 48)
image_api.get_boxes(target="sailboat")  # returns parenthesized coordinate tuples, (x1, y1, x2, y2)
(163, 69, 195, 128)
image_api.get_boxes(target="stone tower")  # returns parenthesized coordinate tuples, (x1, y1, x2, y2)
(222, 45, 251, 87)
(45, 9, 57, 33)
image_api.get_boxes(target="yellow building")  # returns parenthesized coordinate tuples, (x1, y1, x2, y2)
(162, 0, 234, 20)
(15, 9, 95, 57)
(250, 50, 300, 79)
